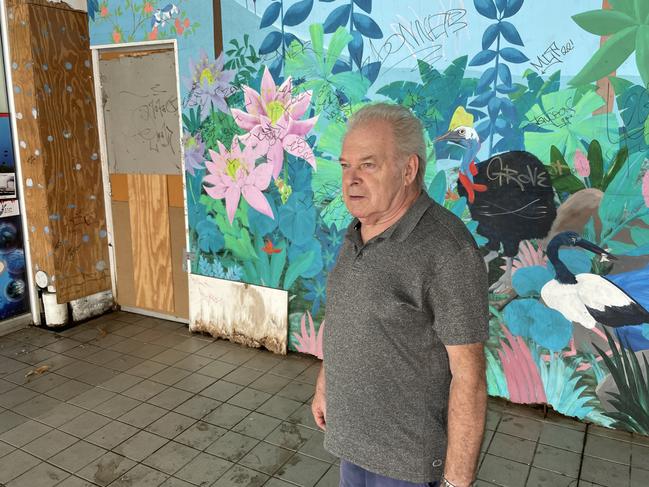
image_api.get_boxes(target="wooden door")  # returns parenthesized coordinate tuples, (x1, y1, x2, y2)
(96, 45, 188, 320)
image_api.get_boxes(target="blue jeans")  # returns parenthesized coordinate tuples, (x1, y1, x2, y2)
(340, 459, 438, 487)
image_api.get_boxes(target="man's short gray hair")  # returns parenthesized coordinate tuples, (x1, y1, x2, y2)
(346, 103, 427, 188)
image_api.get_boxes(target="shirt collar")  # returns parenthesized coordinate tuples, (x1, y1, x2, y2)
(345, 191, 433, 245)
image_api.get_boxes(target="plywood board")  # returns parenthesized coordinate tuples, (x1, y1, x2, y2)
(127, 174, 174, 313)
(189, 274, 288, 354)
(169, 207, 188, 319)
(109, 174, 128, 202)
(28, 4, 111, 302)
(167, 175, 184, 208)
(99, 50, 181, 174)
(111, 201, 135, 309)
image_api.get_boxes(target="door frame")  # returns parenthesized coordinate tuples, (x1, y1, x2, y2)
(90, 39, 189, 323)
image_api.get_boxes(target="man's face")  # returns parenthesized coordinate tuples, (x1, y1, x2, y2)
(339, 119, 410, 224)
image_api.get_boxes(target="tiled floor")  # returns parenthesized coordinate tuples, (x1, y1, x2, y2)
(0, 312, 646, 487)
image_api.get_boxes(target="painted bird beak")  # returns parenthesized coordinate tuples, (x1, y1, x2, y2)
(435, 131, 461, 143)
(575, 239, 618, 261)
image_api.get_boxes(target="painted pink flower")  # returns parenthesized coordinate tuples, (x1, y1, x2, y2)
(203, 137, 273, 224)
(643, 170, 649, 208)
(574, 149, 590, 177)
(502, 240, 548, 275)
(231, 67, 318, 179)
(292, 312, 324, 359)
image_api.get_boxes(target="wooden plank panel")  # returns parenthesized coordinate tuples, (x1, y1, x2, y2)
(127, 174, 174, 313)
(27, 4, 110, 302)
(167, 175, 184, 208)
(169, 207, 188, 319)
(111, 201, 136, 308)
(7, 3, 56, 281)
(110, 174, 128, 202)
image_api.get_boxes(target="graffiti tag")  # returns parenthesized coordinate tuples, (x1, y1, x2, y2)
(530, 40, 575, 75)
(486, 156, 550, 190)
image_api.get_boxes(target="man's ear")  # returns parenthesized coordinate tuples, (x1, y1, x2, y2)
(404, 154, 419, 185)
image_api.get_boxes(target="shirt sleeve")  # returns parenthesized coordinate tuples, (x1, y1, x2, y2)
(425, 243, 490, 345)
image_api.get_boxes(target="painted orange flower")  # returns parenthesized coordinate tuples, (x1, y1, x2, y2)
(112, 29, 121, 43)
(184, 17, 190, 28)
(175, 18, 184, 35)
(144, 2, 154, 14)
(262, 240, 282, 255)
(148, 26, 158, 41)
(100, 5, 108, 17)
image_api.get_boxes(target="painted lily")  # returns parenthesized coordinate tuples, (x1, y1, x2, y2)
(231, 67, 318, 179)
(203, 137, 274, 224)
(643, 170, 649, 208)
(182, 132, 205, 176)
(185, 50, 236, 118)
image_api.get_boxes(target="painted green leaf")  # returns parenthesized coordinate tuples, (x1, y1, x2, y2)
(330, 71, 370, 103)
(634, 0, 649, 23)
(325, 27, 353, 75)
(572, 9, 636, 36)
(284, 251, 315, 289)
(525, 89, 616, 165)
(569, 26, 637, 87)
(587, 139, 604, 188)
(644, 115, 649, 144)
(609, 0, 636, 18)
(636, 25, 649, 88)
(602, 146, 629, 190)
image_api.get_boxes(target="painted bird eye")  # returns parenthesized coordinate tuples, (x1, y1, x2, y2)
(459, 128, 465, 135)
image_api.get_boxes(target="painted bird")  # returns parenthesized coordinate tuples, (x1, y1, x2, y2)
(541, 231, 649, 351)
(435, 108, 557, 292)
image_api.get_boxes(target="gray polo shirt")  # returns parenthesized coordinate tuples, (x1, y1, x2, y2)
(323, 191, 489, 483)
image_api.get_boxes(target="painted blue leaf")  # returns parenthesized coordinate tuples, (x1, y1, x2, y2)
(284, 32, 301, 47)
(323, 4, 351, 33)
(288, 240, 323, 278)
(499, 21, 524, 46)
(283, 0, 314, 26)
(451, 197, 467, 217)
(259, 31, 283, 55)
(469, 49, 497, 66)
(500, 97, 517, 119)
(488, 96, 502, 120)
(530, 305, 573, 351)
(512, 265, 554, 296)
(248, 198, 279, 236)
(474, 0, 498, 19)
(547, 249, 593, 276)
(278, 191, 317, 246)
(319, 0, 335, 2)
(361, 61, 381, 83)
(482, 23, 500, 50)
(500, 47, 529, 63)
(469, 90, 495, 108)
(353, 0, 372, 13)
(348, 30, 364, 69)
(196, 219, 224, 253)
(503, 298, 536, 337)
(260, 2, 281, 28)
(87, 0, 99, 21)
(477, 67, 497, 92)
(269, 56, 284, 81)
(503, 0, 524, 18)
(427, 171, 447, 204)
(332, 59, 352, 74)
(495, 0, 507, 12)
(496, 83, 519, 94)
(353, 13, 383, 39)
(475, 119, 492, 140)
(498, 63, 512, 85)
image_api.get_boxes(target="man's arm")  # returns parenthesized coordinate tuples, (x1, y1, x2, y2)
(312, 364, 327, 430)
(442, 342, 487, 487)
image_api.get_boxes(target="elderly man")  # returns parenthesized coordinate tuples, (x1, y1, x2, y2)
(312, 103, 489, 487)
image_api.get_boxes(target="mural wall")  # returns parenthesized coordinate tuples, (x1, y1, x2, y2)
(90, 0, 649, 433)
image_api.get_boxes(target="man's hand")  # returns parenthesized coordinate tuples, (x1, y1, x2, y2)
(311, 365, 326, 430)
